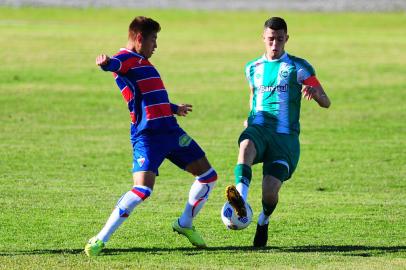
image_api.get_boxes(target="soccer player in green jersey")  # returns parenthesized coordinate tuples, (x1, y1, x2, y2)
(225, 17, 331, 247)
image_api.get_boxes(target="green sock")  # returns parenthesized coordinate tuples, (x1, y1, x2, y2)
(234, 164, 252, 186)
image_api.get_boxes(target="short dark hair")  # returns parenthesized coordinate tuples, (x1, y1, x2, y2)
(264, 17, 287, 33)
(128, 16, 161, 40)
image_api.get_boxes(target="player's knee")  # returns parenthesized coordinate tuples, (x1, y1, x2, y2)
(190, 168, 217, 202)
(264, 160, 290, 182)
(131, 185, 152, 201)
(116, 186, 152, 217)
(195, 167, 217, 184)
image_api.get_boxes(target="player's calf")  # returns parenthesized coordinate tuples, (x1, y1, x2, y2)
(85, 185, 152, 256)
(178, 168, 217, 228)
(175, 168, 217, 247)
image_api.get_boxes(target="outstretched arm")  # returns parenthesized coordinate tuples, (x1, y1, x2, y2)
(96, 54, 110, 66)
(95, 54, 121, 72)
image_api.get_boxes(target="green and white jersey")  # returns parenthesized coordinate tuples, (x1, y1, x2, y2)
(245, 52, 315, 135)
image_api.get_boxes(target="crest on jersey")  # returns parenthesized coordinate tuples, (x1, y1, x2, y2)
(137, 156, 145, 167)
(279, 69, 289, 79)
(179, 134, 192, 147)
(278, 62, 290, 80)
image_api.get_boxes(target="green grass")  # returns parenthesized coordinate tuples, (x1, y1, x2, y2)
(1, 7, 405, 269)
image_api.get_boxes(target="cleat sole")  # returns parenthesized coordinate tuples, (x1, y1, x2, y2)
(225, 185, 247, 217)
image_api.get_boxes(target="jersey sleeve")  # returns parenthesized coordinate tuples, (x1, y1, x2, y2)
(101, 53, 142, 74)
(170, 103, 179, 114)
(100, 57, 122, 73)
(245, 62, 253, 88)
(295, 58, 316, 85)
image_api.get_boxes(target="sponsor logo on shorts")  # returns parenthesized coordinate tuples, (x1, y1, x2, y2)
(179, 134, 192, 147)
(137, 156, 145, 167)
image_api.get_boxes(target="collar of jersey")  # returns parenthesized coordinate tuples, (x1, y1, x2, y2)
(262, 52, 287, 62)
(120, 48, 145, 59)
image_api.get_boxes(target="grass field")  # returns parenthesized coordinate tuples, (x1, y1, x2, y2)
(0, 7, 405, 269)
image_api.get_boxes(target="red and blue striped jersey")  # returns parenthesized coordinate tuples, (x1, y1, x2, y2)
(101, 48, 180, 140)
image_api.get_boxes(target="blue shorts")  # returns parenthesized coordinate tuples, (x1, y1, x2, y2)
(131, 128, 205, 174)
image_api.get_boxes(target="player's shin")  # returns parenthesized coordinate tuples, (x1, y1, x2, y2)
(178, 168, 217, 228)
(96, 185, 152, 243)
(234, 164, 252, 200)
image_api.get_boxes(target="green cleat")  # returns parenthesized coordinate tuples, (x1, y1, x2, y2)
(84, 236, 105, 257)
(172, 220, 207, 248)
(225, 185, 247, 217)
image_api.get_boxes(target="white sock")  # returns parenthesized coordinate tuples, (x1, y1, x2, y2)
(178, 168, 217, 228)
(96, 185, 152, 243)
(236, 182, 249, 201)
(257, 211, 270, 226)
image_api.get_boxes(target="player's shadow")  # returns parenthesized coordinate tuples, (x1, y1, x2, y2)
(2, 245, 405, 257)
(102, 245, 406, 257)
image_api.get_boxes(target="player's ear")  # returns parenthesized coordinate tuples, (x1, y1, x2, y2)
(137, 33, 144, 43)
(285, 34, 289, 42)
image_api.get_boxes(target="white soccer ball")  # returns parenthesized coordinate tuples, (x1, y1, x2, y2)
(221, 201, 253, 230)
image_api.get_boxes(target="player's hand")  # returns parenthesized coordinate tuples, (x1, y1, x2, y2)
(96, 54, 110, 66)
(302, 85, 315, 100)
(177, 104, 192, 116)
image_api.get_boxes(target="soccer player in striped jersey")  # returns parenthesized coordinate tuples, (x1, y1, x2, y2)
(85, 16, 217, 256)
(225, 17, 331, 247)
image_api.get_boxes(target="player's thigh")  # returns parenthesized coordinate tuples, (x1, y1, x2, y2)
(263, 133, 300, 181)
(166, 131, 207, 175)
(238, 139, 257, 165)
(132, 135, 169, 175)
(238, 125, 268, 164)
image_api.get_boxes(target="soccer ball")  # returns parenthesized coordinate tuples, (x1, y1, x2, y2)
(221, 201, 253, 230)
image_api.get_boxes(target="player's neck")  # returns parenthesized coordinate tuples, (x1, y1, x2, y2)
(126, 41, 142, 56)
(266, 51, 285, 60)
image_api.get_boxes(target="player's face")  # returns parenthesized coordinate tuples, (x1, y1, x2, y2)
(140, 32, 158, 59)
(263, 28, 289, 60)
